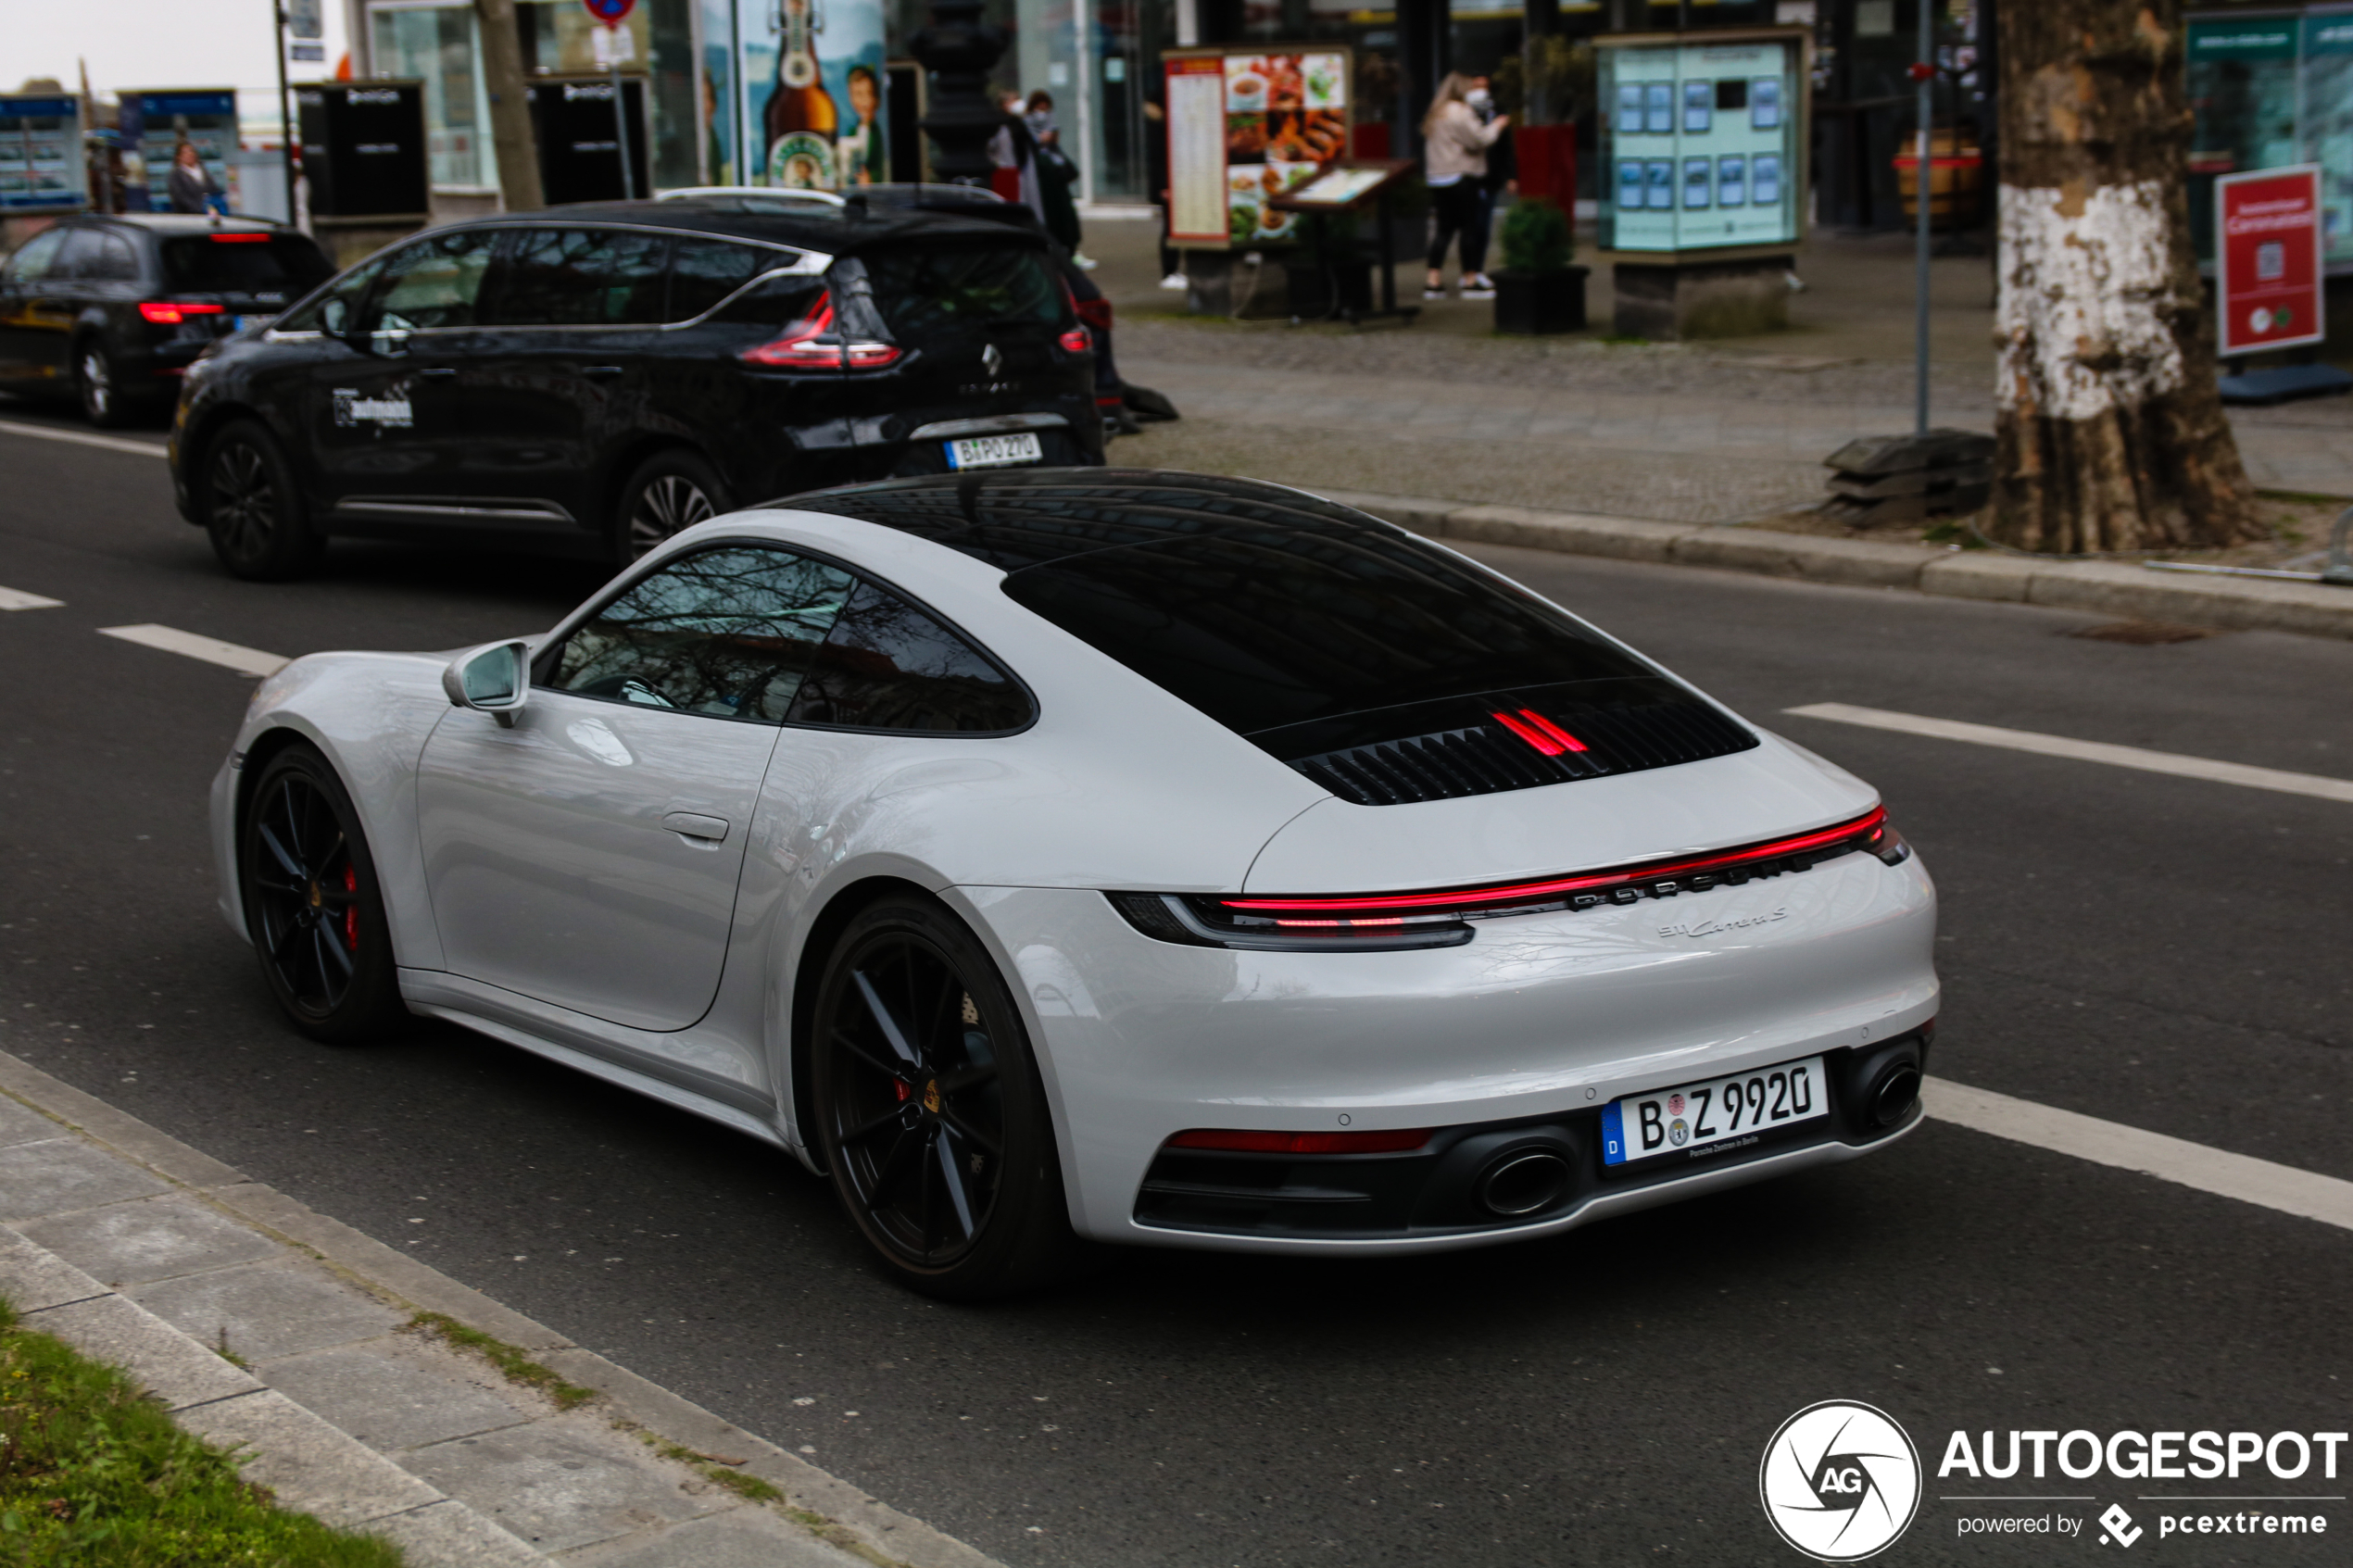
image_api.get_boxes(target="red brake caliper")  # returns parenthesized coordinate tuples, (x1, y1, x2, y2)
(342, 864, 359, 950)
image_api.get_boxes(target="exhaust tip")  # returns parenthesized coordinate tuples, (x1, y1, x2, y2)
(1474, 1150, 1573, 1218)
(1869, 1063, 1922, 1128)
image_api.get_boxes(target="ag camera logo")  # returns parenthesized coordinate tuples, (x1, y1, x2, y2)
(1760, 1400, 1922, 1561)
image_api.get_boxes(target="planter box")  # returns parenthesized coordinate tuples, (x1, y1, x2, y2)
(1492, 265, 1589, 335)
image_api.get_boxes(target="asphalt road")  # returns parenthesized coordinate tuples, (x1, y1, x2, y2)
(3, 405, 2349, 1567)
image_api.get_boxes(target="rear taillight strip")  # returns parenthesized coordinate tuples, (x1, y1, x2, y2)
(1218, 807, 1889, 919)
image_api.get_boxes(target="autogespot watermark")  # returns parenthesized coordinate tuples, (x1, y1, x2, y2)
(1759, 1405, 2348, 1557)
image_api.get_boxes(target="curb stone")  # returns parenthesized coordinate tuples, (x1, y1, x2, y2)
(1319, 487, 2353, 640)
(0, 1048, 1006, 1568)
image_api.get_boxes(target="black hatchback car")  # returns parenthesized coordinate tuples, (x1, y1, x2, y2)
(169, 190, 1104, 579)
(0, 214, 331, 427)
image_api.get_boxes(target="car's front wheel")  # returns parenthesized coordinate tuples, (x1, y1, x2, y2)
(201, 419, 323, 581)
(810, 895, 1084, 1299)
(614, 449, 727, 564)
(238, 746, 407, 1045)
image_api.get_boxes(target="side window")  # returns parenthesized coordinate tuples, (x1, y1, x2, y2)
(491, 228, 671, 326)
(2, 228, 67, 283)
(667, 238, 771, 320)
(92, 233, 141, 282)
(360, 231, 497, 332)
(280, 259, 384, 335)
(51, 229, 103, 281)
(548, 546, 856, 722)
(786, 581, 1032, 734)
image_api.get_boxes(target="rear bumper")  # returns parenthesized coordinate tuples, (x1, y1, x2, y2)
(956, 847, 1941, 1255)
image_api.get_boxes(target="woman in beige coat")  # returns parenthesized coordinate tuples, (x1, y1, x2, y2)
(1422, 72, 1509, 298)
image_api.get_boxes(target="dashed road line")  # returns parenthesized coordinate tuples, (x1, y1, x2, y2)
(1785, 701, 2353, 806)
(0, 586, 63, 611)
(0, 418, 170, 459)
(97, 623, 287, 678)
(1926, 1076, 2353, 1234)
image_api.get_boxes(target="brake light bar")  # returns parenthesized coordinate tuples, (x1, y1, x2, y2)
(139, 301, 224, 324)
(738, 292, 902, 370)
(1165, 1128, 1434, 1155)
(208, 232, 271, 244)
(1491, 708, 1587, 756)
(1220, 807, 1889, 918)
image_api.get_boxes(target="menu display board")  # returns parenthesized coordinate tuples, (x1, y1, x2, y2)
(1598, 31, 1805, 255)
(0, 95, 86, 213)
(1164, 46, 1351, 251)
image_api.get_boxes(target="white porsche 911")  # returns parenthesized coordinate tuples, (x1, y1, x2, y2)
(212, 470, 1937, 1297)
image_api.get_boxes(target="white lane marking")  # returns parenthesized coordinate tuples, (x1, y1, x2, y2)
(1927, 1075, 2353, 1234)
(1786, 701, 2353, 806)
(0, 419, 170, 459)
(97, 624, 287, 678)
(0, 586, 64, 611)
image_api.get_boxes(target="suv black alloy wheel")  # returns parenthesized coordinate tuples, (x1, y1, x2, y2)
(77, 344, 125, 428)
(618, 450, 728, 562)
(202, 419, 323, 581)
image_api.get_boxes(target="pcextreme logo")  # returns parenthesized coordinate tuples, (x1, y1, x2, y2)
(1760, 1400, 1924, 1562)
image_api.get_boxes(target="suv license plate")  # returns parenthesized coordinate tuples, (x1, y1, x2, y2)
(231, 314, 275, 332)
(1600, 1055, 1828, 1167)
(947, 433, 1042, 470)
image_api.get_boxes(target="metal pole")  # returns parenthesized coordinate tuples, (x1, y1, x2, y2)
(609, 30, 635, 198)
(274, 2, 296, 222)
(1914, 0, 1932, 434)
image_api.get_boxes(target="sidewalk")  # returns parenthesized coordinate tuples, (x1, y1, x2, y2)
(0, 1051, 1000, 1568)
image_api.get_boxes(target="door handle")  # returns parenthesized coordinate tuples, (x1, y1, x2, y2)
(661, 811, 730, 842)
(582, 365, 625, 380)
(413, 366, 457, 379)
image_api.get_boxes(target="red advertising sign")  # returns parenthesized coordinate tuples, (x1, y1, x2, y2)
(2217, 164, 2324, 357)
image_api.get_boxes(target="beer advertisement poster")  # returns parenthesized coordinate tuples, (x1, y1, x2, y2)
(737, 0, 888, 192)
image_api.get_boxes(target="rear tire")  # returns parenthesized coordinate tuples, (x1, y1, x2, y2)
(238, 746, 408, 1046)
(200, 419, 323, 581)
(614, 449, 727, 565)
(810, 896, 1087, 1300)
(76, 342, 135, 428)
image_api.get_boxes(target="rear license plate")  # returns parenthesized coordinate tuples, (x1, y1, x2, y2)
(230, 314, 275, 332)
(946, 432, 1042, 470)
(1600, 1055, 1828, 1167)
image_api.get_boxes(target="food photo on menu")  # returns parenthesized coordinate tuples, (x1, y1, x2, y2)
(1219, 51, 1349, 245)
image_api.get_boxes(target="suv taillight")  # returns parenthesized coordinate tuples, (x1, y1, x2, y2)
(139, 301, 224, 325)
(738, 292, 902, 370)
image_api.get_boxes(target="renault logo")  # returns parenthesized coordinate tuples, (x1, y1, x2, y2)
(981, 343, 1002, 377)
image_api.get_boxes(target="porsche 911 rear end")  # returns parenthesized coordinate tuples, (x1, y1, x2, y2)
(832, 471, 1942, 1256)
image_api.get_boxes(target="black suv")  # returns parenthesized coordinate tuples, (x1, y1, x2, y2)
(168, 191, 1104, 579)
(0, 215, 331, 427)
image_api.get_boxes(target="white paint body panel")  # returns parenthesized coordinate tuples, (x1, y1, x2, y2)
(208, 503, 1940, 1254)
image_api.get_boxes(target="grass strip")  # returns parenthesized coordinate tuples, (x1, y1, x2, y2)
(0, 1297, 404, 1566)
(403, 1312, 595, 1411)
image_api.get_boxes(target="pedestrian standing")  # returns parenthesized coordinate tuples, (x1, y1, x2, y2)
(166, 141, 222, 215)
(1421, 72, 1507, 299)
(1023, 91, 1092, 268)
(1142, 95, 1183, 289)
(1469, 74, 1516, 266)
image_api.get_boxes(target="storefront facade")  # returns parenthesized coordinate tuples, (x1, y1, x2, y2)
(2186, 5, 2353, 270)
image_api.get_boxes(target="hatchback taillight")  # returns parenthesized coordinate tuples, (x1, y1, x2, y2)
(738, 292, 902, 370)
(1058, 325, 1092, 354)
(1074, 296, 1113, 333)
(139, 301, 224, 325)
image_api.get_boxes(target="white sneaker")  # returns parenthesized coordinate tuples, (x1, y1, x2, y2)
(1159, 272, 1189, 290)
(1461, 278, 1496, 299)
(1424, 286, 1447, 300)
(1073, 253, 1100, 270)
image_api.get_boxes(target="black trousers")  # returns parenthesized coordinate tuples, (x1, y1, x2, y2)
(1427, 180, 1490, 275)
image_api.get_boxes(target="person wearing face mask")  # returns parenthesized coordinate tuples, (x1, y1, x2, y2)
(1421, 72, 1509, 299)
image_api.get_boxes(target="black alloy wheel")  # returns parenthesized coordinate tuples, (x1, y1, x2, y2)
(616, 449, 728, 564)
(812, 897, 1083, 1298)
(202, 419, 323, 581)
(77, 342, 129, 428)
(238, 746, 406, 1045)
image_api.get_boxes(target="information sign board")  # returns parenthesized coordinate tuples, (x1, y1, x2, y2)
(1597, 31, 1806, 256)
(2217, 163, 2325, 356)
(121, 90, 238, 213)
(0, 94, 85, 212)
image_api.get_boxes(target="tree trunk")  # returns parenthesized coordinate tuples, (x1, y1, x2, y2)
(473, 0, 545, 213)
(1990, 0, 2260, 552)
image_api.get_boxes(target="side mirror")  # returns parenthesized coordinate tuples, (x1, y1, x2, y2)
(442, 640, 531, 727)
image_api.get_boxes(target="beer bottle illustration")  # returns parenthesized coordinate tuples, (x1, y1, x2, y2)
(764, 0, 838, 190)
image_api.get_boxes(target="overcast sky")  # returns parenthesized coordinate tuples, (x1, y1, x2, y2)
(4, 0, 357, 126)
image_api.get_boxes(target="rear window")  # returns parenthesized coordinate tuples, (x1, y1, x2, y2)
(997, 525, 1657, 742)
(161, 235, 333, 295)
(668, 237, 774, 320)
(861, 244, 1063, 339)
